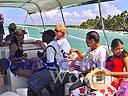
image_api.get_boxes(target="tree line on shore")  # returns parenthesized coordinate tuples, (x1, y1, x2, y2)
(23, 10, 128, 32)
(79, 11, 128, 32)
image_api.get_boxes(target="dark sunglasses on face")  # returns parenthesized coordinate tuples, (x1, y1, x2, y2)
(55, 29, 60, 32)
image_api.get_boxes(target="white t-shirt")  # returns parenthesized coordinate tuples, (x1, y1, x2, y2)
(46, 41, 57, 63)
(57, 38, 71, 53)
(46, 38, 71, 66)
(46, 38, 71, 70)
(83, 45, 108, 70)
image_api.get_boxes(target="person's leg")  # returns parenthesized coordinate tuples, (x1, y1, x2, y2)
(27, 69, 53, 96)
(27, 87, 38, 96)
(45, 84, 55, 96)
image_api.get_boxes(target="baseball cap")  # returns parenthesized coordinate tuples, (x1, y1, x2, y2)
(8, 23, 16, 30)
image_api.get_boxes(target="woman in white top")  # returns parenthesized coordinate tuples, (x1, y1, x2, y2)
(54, 25, 71, 69)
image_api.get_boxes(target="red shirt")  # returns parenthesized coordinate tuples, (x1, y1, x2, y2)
(106, 56, 124, 72)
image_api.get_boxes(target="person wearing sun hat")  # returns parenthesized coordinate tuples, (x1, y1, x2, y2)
(9, 28, 29, 77)
(4, 23, 17, 43)
(13, 29, 27, 36)
(14, 29, 27, 42)
(9, 28, 27, 58)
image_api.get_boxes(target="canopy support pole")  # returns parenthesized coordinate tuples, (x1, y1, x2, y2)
(23, 13, 28, 25)
(60, 8, 66, 28)
(23, 13, 29, 35)
(97, 0, 109, 50)
(29, 2, 46, 31)
(55, 0, 68, 34)
(39, 11, 45, 31)
(21, 13, 28, 29)
(28, 13, 40, 31)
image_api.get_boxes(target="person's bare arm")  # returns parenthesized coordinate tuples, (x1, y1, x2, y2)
(9, 44, 17, 58)
(103, 69, 128, 78)
(34, 40, 46, 50)
(111, 72, 128, 78)
(69, 48, 84, 59)
(123, 56, 128, 71)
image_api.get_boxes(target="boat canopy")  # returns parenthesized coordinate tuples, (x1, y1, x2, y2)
(0, 0, 114, 14)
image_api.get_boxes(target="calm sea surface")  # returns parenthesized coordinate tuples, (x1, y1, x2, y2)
(4, 26, 128, 52)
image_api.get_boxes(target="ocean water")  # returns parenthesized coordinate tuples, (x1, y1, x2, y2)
(4, 25, 128, 52)
(25, 26, 128, 52)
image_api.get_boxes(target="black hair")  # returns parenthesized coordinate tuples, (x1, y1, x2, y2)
(86, 31, 100, 43)
(42, 29, 55, 44)
(111, 38, 123, 48)
(111, 38, 128, 57)
(8, 27, 15, 33)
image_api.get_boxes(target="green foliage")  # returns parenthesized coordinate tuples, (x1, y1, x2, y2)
(80, 11, 128, 31)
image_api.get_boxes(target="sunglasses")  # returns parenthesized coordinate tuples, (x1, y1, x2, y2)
(55, 29, 60, 32)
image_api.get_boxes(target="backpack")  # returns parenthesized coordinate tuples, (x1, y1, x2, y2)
(37, 45, 60, 71)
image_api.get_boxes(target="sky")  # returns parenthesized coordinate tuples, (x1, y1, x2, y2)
(0, 0, 128, 25)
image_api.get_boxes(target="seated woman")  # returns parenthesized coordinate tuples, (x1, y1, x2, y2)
(9, 29, 32, 77)
(103, 69, 128, 96)
(106, 38, 128, 72)
(101, 38, 128, 96)
(9, 29, 26, 58)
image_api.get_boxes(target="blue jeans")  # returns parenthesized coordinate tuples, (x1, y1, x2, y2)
(28, 69, 54, 94)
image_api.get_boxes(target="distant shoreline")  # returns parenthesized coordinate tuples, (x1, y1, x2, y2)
(17, 24, 128, 34)
(79, 28, 128, 34)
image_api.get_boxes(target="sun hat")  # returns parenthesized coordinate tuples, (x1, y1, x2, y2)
(85, 68, 115, 90)
(14, 29, 27, 36)
(8, 23, 16, 30)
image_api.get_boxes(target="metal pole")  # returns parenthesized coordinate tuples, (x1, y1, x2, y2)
(54, 0, 68, 34)
(23, 13, 28, 25)
(28, 13, 40, 31)
(97, 0, 109, 50)
(39, 11, 45, 31)
(23, 13, 29, 37)
(60, 8, 66, 28)
(29, 2, 46, 31)
(21, 13, 28, 29)
(54, 0, 71, 46)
